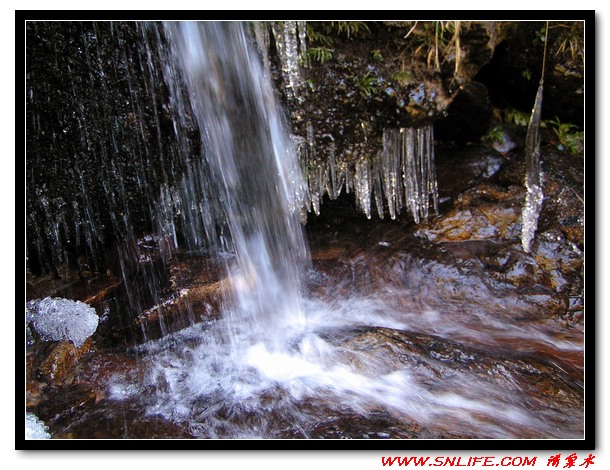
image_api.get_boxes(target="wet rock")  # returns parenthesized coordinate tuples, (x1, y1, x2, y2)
(414, 183, 523, 242)
(490, 126, 521, 155)
(414, 206, 520, 242)
(26, 21, 195, 275)
(61, 275, 123, 305)
(31, 383, 99, 430)
(501, 257, 539, 287)
(537, 152, 584, 249)
(72, 352, 141, 393)
(34, 393, 194, 439)
(26, 381, 48, 408)
(135, 281, 224, 340)
(289, 411, 470, 439)
(134, 254, 224, 341)
(36, 338, 95, 384)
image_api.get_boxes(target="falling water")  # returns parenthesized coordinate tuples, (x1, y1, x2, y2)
(155, 22, 311, 358)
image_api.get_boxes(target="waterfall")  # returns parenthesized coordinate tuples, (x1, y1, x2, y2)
(26, 21, 581, 441)
(161, 22, 309, 351)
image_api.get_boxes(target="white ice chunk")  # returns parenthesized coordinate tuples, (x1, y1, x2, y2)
(27, 297, 99, 347)
(25, 413, 51, 439)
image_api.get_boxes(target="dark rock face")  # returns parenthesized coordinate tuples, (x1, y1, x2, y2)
(474, 21, 584, 142)
(26, 21, 199, 275)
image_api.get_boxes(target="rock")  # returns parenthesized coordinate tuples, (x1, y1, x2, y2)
(47, 402, 194, 439)
(435, 81, 493, 144)
(35, 337, 94, 384)
(26, 381, 48, 408)
(135, 281, 224, 340)
(537, 152, 584, 249)
(133, 254, 225, 341)
(415, 205, 520, 241)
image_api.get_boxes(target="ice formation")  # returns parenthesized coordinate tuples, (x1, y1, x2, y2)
(25, 412, 51, 439)
(26, 297, 99, 348)
(521, 81, 545, 253)
(521, 179, 544, 253)
(271, 21, 306, 104)
(297, 125, 439, 222)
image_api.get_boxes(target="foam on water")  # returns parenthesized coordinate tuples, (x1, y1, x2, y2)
(121, 291, 582, 439)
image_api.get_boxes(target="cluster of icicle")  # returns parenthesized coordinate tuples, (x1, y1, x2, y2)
(296, 125, 439, 223)
(254, 20, 439, 223)
(253, 21, 307, 105)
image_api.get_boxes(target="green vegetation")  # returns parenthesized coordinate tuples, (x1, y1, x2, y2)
(306, 24, 333, 46)
(485, 125, 505, 145)
(505, 108, 533, 127)
(405, 21, 469, 77)
(305, 47, 334, 65)
(552, 21, 584, 66)
(393, 70, 413, 87)
(332, 21, 370, 38)
(371, 49, 383, 61)
(355, 73, 379, 98)
(548, 117, 584, 154)
(304, 22, 372, 65)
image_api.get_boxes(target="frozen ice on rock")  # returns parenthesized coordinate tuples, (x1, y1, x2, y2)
(26, 412, 51, 439)
(26, 297, 99, 347)
(296, 125, 438, 223)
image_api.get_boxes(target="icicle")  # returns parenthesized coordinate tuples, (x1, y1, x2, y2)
(380, 125, 440, 224)
(291, 134, 311, 223)
(355, 159, 372, 219)
(345, 162, 353, 194)
(298, 124, 438, 223)
(521, 23, 548, 254)
(381, 129, 400, 220)
(372, 154, 385, 219)
(272, 21, 304, 104)
(297, 21, 307, 58)
(328, 142, 338, 200)
(308, 159, 321, 216)
(417, 127, 429, 221)
(521, 82, 545, 253)
(426, 126, 438, 214)
(402, 127, 420, 223)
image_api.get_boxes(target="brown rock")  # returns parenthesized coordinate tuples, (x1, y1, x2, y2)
(37, 337, 94, 384)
